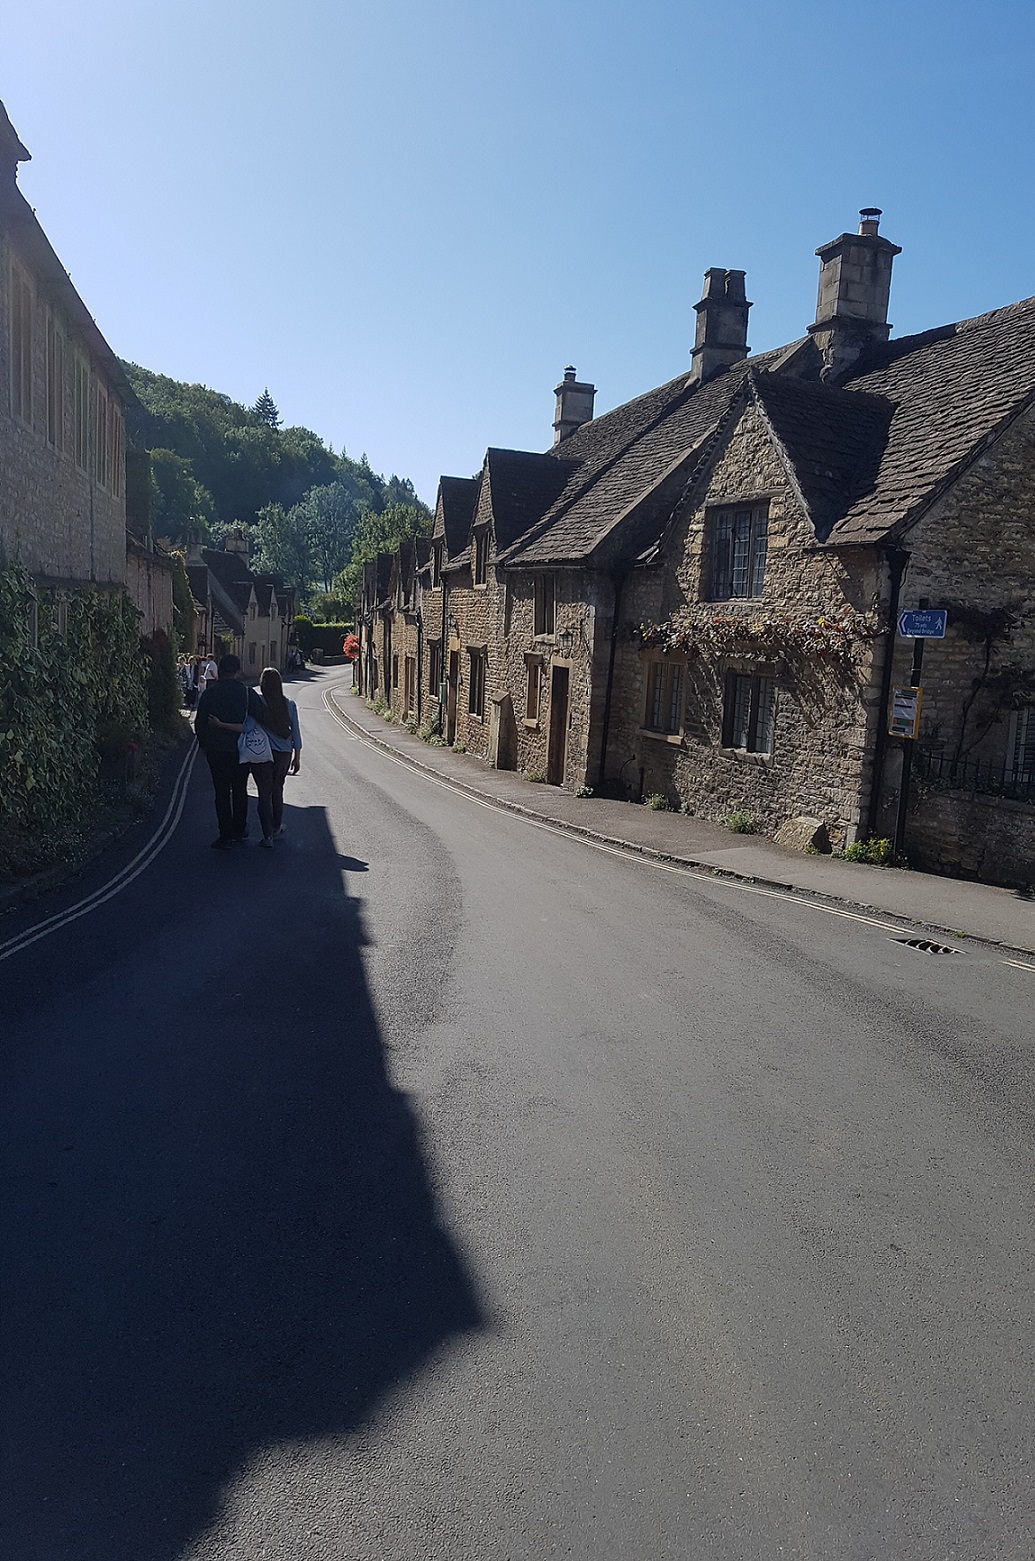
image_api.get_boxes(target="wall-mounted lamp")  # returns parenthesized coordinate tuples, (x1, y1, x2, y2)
(557, 626, 574, 656)
(448, 615, 460, 636)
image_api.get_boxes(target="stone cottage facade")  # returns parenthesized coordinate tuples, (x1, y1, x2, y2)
(185, 529, 295, 675)
(0, 100, 172, 636)
(359, 214, 1035, 886)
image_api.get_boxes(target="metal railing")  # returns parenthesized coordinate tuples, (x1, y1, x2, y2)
(914, 746, 1035, 805)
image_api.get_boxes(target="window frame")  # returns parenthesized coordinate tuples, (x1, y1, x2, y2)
(467, 646, 486, 719)
(428, 639, 442, 695)
(722, 669, 776, 755)
(10, 258, 33, 427)
(533, 573, 556, 637)
(706, 503, 769, 602)
(524, 653, 542, 723)
(641, 655, 685, 739)
(473, 528, 489, 586)
(46, 307, 65, 451)
(1007, 707, 1034, 783)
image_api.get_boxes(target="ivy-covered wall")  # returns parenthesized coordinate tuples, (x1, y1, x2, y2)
(0, 564, 154, 876)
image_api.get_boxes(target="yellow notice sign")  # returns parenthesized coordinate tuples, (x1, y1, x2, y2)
(889, 685, 922, 739)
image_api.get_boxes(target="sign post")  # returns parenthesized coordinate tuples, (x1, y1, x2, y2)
(891, 602, 946, 860)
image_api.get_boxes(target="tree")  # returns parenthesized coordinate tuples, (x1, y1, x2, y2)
(296, 482, 361, 592)
(334, 502, 432, 607)
(149, 448, 215, 542)
(252, 388, 281, 428)
(252, 503, 311, 590)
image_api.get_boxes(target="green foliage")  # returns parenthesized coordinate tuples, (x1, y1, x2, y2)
(334, 503, 432, 607)
(645, 792, 671, 811)
(575, 784, 593, 798)
(149, 447, 215, 539)
(0, 566, 152, 876)
(293, 616, 353, 657)
(836, 836, 893, 865)
(252, 388, 281, 428)
(724, 808, 756, 833)
(140, 633, 181, 735)
(167, 550, 197, 649)
(525, 766, 544, 782)
(371, 695, 390, 718)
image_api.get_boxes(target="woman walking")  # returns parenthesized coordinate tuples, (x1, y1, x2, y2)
(259, 666, 302, 837)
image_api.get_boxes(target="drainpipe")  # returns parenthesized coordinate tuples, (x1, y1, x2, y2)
(864, 545, 908, 839)
(597, 568, 627, 785)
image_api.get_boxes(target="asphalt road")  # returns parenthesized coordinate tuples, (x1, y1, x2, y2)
(3, 670, 1035, 1561)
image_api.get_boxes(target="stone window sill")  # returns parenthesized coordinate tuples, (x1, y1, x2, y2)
(639, 727, 684, 746)
(522, 717, 540, 730)
(718, 746, 771, 765)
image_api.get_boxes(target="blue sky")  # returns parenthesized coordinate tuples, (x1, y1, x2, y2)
(5, 0, 1034, 503)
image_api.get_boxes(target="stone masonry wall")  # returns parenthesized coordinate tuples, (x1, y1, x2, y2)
(0, 232, 126, 586)
(605, 400, 883, 842)
(873, 404, 1035, 877)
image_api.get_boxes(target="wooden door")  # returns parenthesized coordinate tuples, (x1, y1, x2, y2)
(547, 665, 569, 785)
(446, 650, 459, 745)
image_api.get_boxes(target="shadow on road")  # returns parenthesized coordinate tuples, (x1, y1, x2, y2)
(1, 804, 480, 1561)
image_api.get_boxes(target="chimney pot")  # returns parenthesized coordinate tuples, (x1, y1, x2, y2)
(858, 206, 882, 236)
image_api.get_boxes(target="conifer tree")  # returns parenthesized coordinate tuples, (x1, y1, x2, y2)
(252, 388, 281, 428)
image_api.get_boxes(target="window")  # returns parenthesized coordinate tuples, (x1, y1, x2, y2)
(428, 640, 442, 693)
(392, 654, 399, 689)
(404, 656, 416, 717)
(1008, 708, 1035, 783)
(474, 528, 489, 585)
(533, 573, 556, 636)
(73, 354, 90, 469)
(10, 260, 33, 425)
(708, 505, 768, 600)
(46, 310, 65, 450)
(94, 384, 109, 489)
(644, 658, 684, 735)
(525, 655, 541, 721)
(468, 648, 486, 718)
(432, 543, 443, 587)
(269, 640, 277, 666)
(723, 671, 776, 753)
(109, 400, 123, 498)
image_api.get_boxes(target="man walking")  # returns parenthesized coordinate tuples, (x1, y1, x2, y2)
(194, 654, 265, 848)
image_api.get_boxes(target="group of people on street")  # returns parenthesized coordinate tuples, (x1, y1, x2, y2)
(193, 655, 303, 850)
(176, 654, 219, 709)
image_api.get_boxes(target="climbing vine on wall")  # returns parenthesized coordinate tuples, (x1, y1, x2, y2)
(0, 564, 152, 875)
(632, 606, 879, 667)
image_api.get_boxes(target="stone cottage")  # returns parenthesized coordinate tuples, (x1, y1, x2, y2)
(0, 101, 161, 603)
(362, 213, 1035, 885)
(185, 529, 295, 675)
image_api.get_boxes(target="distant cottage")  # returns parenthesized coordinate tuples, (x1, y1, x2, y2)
(358, 211, 1035, 888)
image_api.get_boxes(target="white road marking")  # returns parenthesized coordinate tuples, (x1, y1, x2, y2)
(1003, 959, 1035, 973)
(0, 744, 198, 964)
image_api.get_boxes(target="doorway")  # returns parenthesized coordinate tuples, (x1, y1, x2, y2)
(547, 665, 569, 785)
(446, 650, 459, 745)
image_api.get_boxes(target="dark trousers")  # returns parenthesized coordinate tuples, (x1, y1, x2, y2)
(250, 762, 275, 840)
(205, 750, 250, 841)
(271, 750, 292, 831)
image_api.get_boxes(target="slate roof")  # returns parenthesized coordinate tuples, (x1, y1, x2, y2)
(436, 476, 480, 559)
(829, 295, 1035, 542)
(483, 448, 576, 554)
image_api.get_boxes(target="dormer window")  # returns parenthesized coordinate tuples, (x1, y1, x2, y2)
(707, 504, 768, 600)
(474, 528, 489, 585)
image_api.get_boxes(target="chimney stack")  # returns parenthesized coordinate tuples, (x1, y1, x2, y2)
(224, 525, 250, 558)
(689, 268, 751, 385)
(553, 366, 596, 445)
(808, 208, 901, 380)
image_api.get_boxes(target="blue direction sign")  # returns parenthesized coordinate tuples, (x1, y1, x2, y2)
(898, 609, 947, 639)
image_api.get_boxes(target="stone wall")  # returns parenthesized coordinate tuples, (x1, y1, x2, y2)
(883, 403, 1035, 774)
(126, 544, 174, 637)
(0, 232, 127, 587)
(906, 789, 1035, 890)
(604, 399, 883, 841)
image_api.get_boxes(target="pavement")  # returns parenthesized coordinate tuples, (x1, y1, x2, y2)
(329, 677, 1035, 958)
